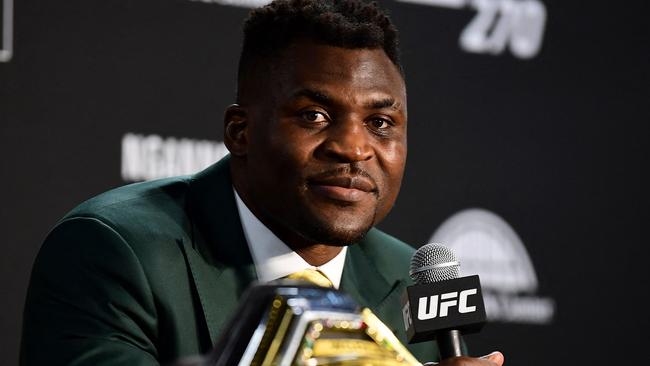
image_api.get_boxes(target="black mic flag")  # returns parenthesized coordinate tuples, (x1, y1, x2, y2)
(401, 244, 487, 359)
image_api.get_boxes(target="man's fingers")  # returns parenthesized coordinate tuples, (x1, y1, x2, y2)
(480, 351, 505, 365)
(423, 351, 505, 366)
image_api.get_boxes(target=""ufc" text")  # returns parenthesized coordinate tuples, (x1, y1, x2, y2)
(417, 289, 478, 320)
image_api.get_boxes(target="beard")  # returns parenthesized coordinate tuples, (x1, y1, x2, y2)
(290, 206, 378, 246)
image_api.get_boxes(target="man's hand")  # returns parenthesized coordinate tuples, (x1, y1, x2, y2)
(423, 351, 505, 366)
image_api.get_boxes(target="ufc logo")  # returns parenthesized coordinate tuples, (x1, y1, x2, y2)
(417, 289, 477, 320)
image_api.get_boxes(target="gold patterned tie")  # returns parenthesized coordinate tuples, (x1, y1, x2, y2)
(284, 268, 334, 288)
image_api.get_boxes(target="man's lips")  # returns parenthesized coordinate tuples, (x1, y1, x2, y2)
(307, 175, 377, 203)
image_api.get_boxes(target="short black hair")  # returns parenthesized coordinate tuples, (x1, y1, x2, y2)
(237, 0, 402, 100)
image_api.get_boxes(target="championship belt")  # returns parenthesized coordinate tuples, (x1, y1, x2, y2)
(205, 282, 422, 366)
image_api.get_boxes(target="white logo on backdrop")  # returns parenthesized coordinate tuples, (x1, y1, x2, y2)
(0, 0, 13, 62)
(185, 0, 546, 59)
(431, 208, 555, 324)
(121, 133, 229, 182)
(399, 0, 547, 59)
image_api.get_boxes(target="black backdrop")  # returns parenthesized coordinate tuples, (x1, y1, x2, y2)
(1, 0, 649, 365)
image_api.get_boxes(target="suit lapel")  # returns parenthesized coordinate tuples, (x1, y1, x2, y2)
(183, 156, 258, 347)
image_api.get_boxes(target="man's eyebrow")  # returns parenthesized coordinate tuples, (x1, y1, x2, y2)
(292, 88, 401, 111)
(291, 88, 332, 105)
(366, 97, 400, 111)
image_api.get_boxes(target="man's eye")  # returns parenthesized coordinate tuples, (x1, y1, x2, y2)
(301, 111, 328, 123)
(368, 118, 391, 130)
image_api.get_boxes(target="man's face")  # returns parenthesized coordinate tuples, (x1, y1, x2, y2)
(238, 41, 407, 246)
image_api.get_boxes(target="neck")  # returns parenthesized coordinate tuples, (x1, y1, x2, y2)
(293, 244, 343, 266)
(259, 215, 343, 265)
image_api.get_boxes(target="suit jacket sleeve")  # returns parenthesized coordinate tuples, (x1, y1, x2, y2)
(21, 216, 160, 366)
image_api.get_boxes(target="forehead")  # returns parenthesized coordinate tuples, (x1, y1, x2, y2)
(268, 41, 407, 104)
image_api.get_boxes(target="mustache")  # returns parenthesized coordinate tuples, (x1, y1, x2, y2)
(306, 164, 379, 194)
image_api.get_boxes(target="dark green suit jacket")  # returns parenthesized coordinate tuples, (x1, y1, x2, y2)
(21, 156, 438, 365)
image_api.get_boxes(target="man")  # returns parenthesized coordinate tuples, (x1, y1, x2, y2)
(21, 1, 504, 365)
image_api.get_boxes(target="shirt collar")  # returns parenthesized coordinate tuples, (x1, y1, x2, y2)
(233, 188, 347, 289)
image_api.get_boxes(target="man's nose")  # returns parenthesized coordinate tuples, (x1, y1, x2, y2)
(318, 120, 374, 163)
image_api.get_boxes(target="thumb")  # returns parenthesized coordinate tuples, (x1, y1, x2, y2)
(480, 351, 505, 365)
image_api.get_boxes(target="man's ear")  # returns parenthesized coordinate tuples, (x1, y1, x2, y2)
(224, 104, 248, 157)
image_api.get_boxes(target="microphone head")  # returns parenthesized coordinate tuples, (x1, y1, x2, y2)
(409, 243, 460, 284)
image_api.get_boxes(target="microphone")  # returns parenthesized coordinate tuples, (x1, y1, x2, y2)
(401, 243, 487, 360)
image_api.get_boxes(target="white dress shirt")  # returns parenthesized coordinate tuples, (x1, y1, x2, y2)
(233, 188, 347, 289)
